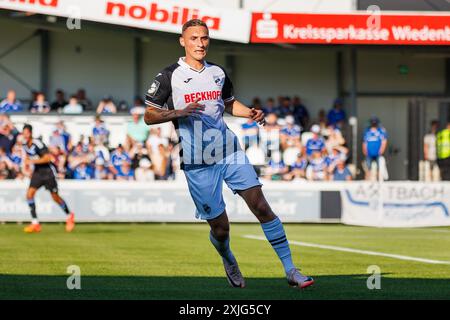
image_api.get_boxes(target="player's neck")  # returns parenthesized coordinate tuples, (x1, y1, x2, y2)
(183, 56, 205, 71)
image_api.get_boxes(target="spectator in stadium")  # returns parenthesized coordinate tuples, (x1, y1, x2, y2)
(306, 151, 328, 181)
(0, 159, 13, 180)
(251, 97, 262, 110)
(362, 117, 388, 180)
(126, 107, 149, 149)
(262, 97, 278, 116)
(263, 151, 288, 180)
(0, 90, 23, 113)
(49, 127, 67, 153)
(327, 98, 346, 128)
(92, 158, 111, 180)
(241, 118, 259, 150)
(109, 144, 131, 178)
(49, 145, 67, 179)
(92, 115, 110, 146)
(135, 157, 155, 181)
(73, 160, 93, 180)
(261, 112, 280, 157)
(116, 161, 135, 181)
(67, 142, 88, 176)
(129, 142, 149, 170)
(283, 153, 307, 181)
(29, 92, 50, 113)
(55, 120, 72, 153)
(76, 89, 93, 112)
(96, 95, 117, 114)
(292, 96, 309, 129)
(279, 96, 293, 118)
(245, 142, 266, 176)
(150, 143, 169, 180)
(304, 124, 326, 159)
(325, 124, 347, 155)
(8, 143, 22, 176)
(423, 120, 440, 181)
(50, 89, 68, 113)
(437, 121, 450, 181)
(280, 115, 301, 151)
(332, 158, 353, 181)
(0, 116, 19, 154)
(146, 127, 168, 154)
(63, 96, 83, 114)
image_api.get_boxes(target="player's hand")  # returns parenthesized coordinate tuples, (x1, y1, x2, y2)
(180, 98, 205, 117)
(250, 108, 265, 126)
(24, 158, 32, 166)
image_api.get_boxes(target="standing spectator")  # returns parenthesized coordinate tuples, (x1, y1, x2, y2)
(241, 118, 259, 150)
(92, 115, 110, 146)
(423, 120, 440, 181)
(0, 116, 19, 154)
(49, 145, 67, 179)
(96, 95, 117, 114)
(146, 127, 168, 154)
(262, 98, 278, 116)
(76, 89, 93, 111)
(29, 92, 50, 113)
(55, 120, 72, 152)
(306, 151, 328, 181)
(280, 115, 301, 151)
(63, 96, 83, 114)
(362, 117, 388, 180)
(332, 158, 353, 181)
(50, 89, 68, 113)
(150, 144, 168, 180)
(135, 158, 154, 181)
(304, 124, 326, 158)
(292, 96, 309, 129)
(437, 121, 450, 180)
(327, 98, 346, 128)
(49, 127, 66, 151)
(251, 97, 262, 110)
(0, 90, 23, 113)
(126, 107, 149, 149)
(325, 125, 347, 155)
(129, 142, 149, 170)
(279, 96, 293, 118)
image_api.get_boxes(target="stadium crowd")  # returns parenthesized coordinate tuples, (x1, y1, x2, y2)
(0, 87, 402, 182)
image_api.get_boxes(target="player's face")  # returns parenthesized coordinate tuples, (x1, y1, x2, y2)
(22, 128, 32, 142)
(180, 26, 209, 61)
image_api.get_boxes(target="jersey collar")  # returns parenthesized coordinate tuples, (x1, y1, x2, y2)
(178, 57, 208, 73)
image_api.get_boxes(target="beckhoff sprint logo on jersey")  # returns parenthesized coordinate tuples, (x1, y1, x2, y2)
(184, 91, 221, 103)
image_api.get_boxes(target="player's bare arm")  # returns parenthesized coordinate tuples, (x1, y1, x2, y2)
(225, 99, 265, 125)
(27, 153, 52, 165)
(144, 100, 205, 125)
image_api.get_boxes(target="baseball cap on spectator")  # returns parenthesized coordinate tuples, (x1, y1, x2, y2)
(285, 115, 295, 125)
(370, 116, 380, 125)
(311, 124, 321, 134)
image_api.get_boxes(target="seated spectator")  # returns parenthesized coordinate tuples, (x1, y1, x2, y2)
(327, 98, 346, 128)
(126, 107, 149, 149)
(326, 147, 346, 174)
(129, 142, 149, 169)
(241, 118, 259, 150)
(63, 96, 83, 114)
(73, 161, 93, 180)
(332, 158, 353, 181)
(283, 153, 307, 181)
(8, 143, 22, 175)
(49, 127, 66, 151)
(325, 124, 347, 154)
(316, 109, 328, 134)
(260, 113, 280, 157)
(262, 97, 278, 116)
(116, 161, 135, 181)
(280, 115, 301, 151)
(279, 96, 293, 118)
(292, 96, 309, 128)
(251, 97, 262, 110)
(49, 145, 67, 179)
(109, 144, 131, 177)
(0, 160, 13, 179)
(150, 144, 168, 180)
(96, 95, 117, 114)
(304, 124, 326, 158)
(29, 92, 50, 113)
(306, 151, 328, 181)
(50, 89, 68, 113)
(92, 115, 110, 146)
(263, 151, 288, 180)
(133, 97, 145, 108)
(135, 158, 155, 181)
(0, 147, 15, 171)
(93, 158, 111, 180)
(76, 89, 93, 111)
(67, 142, 88, 175)
(0, 90, 23, 113)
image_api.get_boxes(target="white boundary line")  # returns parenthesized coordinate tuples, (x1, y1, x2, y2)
(243, 235, 450, 265)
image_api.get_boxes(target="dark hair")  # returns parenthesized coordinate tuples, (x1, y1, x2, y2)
(182, 19, 208, 33)
(23, 124, 33, 132)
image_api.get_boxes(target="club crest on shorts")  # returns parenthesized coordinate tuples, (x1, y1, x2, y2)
(148, 80, 160, 97)
(203, 204, 212, 214)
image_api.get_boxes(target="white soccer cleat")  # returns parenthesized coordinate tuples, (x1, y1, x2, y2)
(223, 258, 245, 288)
(287, 268, 314, 289)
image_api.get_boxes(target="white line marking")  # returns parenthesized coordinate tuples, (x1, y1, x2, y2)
(243, 235, 450, 265)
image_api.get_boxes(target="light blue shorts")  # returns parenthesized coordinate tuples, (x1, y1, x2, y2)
(184, 153, 262, 221)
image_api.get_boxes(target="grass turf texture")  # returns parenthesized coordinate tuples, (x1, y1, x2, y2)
(1, 223, 449, 300)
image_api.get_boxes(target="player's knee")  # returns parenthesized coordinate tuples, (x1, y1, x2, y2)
(212, 225, 229, 241)
(252, 201, 272, 218)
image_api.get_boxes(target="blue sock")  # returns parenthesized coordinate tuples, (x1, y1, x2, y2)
(261, 217, 295, 275)
(209, 232, 236, 265)
(58, 200, 70, 215)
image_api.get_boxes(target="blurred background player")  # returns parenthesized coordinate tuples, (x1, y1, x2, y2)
(21, 124, 75, 233)
(144, 19, 313, 289)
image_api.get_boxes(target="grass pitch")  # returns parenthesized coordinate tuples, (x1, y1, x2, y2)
(0, 223, 449, 300)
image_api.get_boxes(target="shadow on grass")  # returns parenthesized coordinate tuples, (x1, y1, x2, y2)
(0, 274, 449, 300)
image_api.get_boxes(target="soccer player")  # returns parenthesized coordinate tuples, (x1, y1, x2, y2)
(21, 124, 75, 233)
(144, 19, 314, 289)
